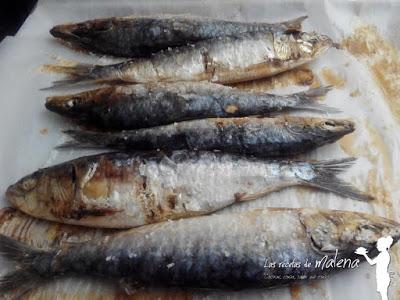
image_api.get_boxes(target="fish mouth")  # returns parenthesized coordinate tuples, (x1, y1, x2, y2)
(322, 119, 355, 134)
(45, 95, 77, 115)
(45, 94, 91, 118)
(46, 94, 73, 107)
(46, 87, 113, 117)
(320, 119, 355, 143)
(50, 20, 112, 44)
(50, 24, 83, 43)
(312, 34, 337, 55)
(50, 23, 95, 47)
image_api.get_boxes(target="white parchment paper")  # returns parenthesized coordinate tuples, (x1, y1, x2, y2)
(1, 0, 400, 299)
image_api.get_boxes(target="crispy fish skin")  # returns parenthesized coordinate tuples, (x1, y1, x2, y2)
(46, 83, 334, 130)
(0, 208, 399, 294)
(6, 151, 371, 229)
(61, 116, 354, 157)
(44, 30, 334, 88)
(50, 15, 307, 57)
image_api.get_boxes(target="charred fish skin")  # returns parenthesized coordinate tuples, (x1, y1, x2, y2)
(44, 30, 334, 88)
(6, 151, 371, 229)
(50, 15, 307, 58)
(62, 116, 354, 157)
(0, 208, 399, 293)
(45, 83, 334, 130)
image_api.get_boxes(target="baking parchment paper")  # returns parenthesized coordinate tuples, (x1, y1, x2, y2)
(1, 0, 400, 299)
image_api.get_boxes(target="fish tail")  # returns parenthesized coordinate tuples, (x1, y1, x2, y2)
(293, 86, 340, 113)
(57, 130, 108, 149)
(0, 234, 55, 294)
(296, 85, 332, 98)
(41, 62, 102, 89)
(281, 15, 308, 32)
(300, 158, 373, 201)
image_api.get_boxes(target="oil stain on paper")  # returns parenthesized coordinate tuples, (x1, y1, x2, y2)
(343, 25, 400, 124)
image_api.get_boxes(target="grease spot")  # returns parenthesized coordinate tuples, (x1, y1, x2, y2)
(40, 56, 79, 73)
(339, 120, 393, 218)
(349, 89, 361, 97)
(339, 132, 357, 156)
(289, 284, 301, 300)
(40, 128, 49, 135)
(320, 67, 345, 88)
(343, 25, 400, 124)
(224, 104, 238, 113)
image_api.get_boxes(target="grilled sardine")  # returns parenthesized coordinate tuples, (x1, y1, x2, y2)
(50, 15, 307, 57)
(6, 151, 371, 228)
(46, 83, 335, 130)
(0, 208, 398, 294)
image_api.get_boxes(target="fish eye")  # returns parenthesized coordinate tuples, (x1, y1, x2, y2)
(64, 98, 79, 108)
(20, 177, 37, 192)
(89, 21, 113, 32)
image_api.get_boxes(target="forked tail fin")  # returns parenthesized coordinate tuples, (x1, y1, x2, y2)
(299, 158, 373, 201)
(291, 86, 339, 113)
(57, 129, 113, 149)
(0, 235, 55, 295)
(41, 63, 104, 89)
(280, 15, 308, 32)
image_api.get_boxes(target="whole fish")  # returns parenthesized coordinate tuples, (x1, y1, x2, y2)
(44, 30, 335, 88)
(50, 15, 307, 57)
(0, 207, 398, 295)
(46, 82, 335, 130)
(60, 116, 354, 157)
(6, 151, 371, 228)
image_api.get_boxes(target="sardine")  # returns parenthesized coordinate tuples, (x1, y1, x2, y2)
(50, 15, 307, 58)
(46, 82, 335, 130)
(6, 151, 371, 228)
(60, 116, 354, 157)
(43, 30, 335, 88)
(0, 207, 398, 294)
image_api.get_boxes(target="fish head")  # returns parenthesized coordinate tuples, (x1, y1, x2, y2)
(273, 31, 335, 61)
(6, 164, 77, 221)
(297, 31, 337, 57)
(45, 87, 115, 119)
(285, 117, 355, 144)
(50, 19, 113, 48)
(299, 208, 400, 255)
(312, 117, 355, 136)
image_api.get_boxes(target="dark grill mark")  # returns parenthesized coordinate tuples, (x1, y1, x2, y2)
(167, 194, 177, 209)
(234, 192, 246, 202)
(68, 207, 120, 220)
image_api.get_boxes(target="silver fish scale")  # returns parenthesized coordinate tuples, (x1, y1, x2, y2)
(89, 209, 315, 287)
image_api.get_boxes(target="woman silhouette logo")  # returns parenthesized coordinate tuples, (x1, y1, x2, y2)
(355, 236, 394, 300)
